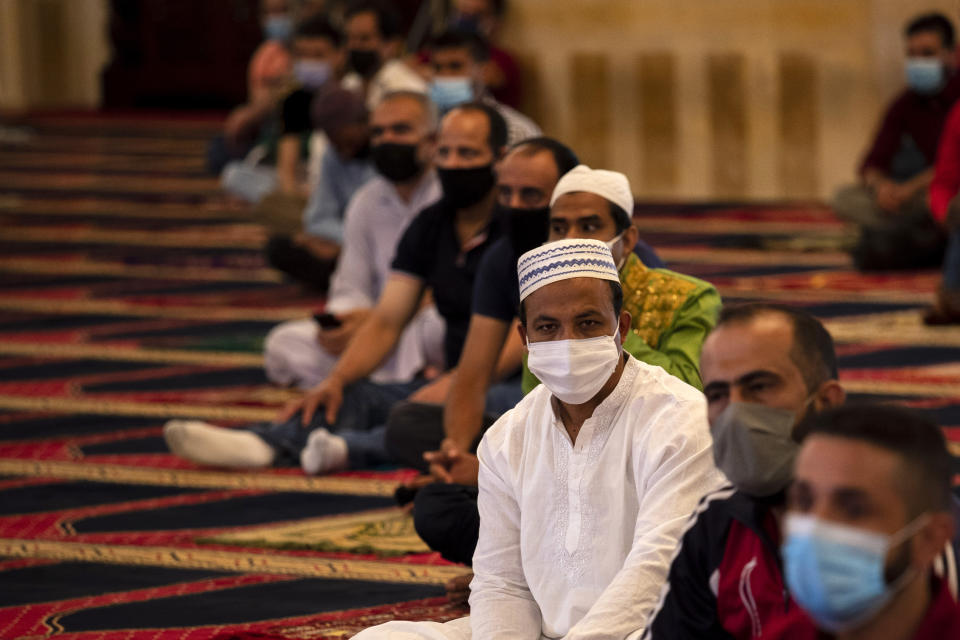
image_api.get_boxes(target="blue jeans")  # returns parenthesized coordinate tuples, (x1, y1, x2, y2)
(247, 377, 426, 468)
(944, 228, 960, 291)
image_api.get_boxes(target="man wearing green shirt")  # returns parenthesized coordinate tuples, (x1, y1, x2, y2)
(411, 164, 721, 572)
(522, 163, 720, 393)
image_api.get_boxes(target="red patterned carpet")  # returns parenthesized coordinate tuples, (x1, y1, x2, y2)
(0, 113, 958, 639)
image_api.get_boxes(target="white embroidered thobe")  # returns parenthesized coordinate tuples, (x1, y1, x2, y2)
(354, 355, 724, 640)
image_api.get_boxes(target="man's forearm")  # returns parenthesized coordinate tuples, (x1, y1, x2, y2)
(444, 370, 489, 451)
(329, 312, 404, 386)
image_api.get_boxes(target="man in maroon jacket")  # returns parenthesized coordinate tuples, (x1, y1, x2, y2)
(833, 12, 958, 271)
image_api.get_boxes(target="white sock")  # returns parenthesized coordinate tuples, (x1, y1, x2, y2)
(300, 428, 348, 475)
(163, 420, 275, 468)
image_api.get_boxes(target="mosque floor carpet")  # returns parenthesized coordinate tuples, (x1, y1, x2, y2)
(0, 112, 958, 638)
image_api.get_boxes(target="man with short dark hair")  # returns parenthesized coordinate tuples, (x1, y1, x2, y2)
(342, 0, 426, 109)
(644, 303, 960, 639)
(354, 239, 723, 639)
(262, 91, 442, 391)
(426, 29, 540, 145)
(834, 11, 958, 270)
(784, 404, 960, 638)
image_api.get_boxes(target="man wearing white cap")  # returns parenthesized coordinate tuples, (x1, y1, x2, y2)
(529, 163, 720, 393)
(353, 239, 724, 639)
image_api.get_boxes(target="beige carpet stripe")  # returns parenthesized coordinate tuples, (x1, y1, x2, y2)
(716, 286, 934, 305)
(0, 196, 243, 219)
(0, 539, 469, 584)
(634, 217, 846, 234)
(825, 310, 960, 346)
(655, 247, 851, 266)
(839, 380, 960, 397)
(0, 395, 279, 421)
(0, 257, 282, 283)
(0, 459, 399, 497)
(0, 342, 264, 366)
(0, 298, 309, 321)
(2, 227, 264, 249)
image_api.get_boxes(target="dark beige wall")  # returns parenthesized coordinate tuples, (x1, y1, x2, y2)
(503, 0, 959, 200)
(1, 0, 957, 200)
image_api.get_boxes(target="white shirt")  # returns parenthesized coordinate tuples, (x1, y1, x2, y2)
(471, 355, 725, 639)
(325, 171, 442, 381)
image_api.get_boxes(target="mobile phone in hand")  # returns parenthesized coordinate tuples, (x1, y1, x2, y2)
(313, 312, 343, 330)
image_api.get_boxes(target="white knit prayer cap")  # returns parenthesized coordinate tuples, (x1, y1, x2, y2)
(517, 238, 620, 302)
(549, 164, 634, 214)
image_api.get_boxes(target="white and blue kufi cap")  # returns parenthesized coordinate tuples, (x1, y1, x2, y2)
(517, 238, 621, 302)
(550, 164, 634, 214)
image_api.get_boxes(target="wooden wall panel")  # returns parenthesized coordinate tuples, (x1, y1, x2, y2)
(778, 52, 820, 198)
(708, 53, 749, 198)
(569, 53, 611, 169)
(636, 52, 678, 194)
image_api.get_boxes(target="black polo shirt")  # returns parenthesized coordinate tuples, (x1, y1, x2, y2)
(392, 199, 502, 368)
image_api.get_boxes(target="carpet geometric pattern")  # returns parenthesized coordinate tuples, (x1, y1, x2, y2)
(0, 112, 958, 639)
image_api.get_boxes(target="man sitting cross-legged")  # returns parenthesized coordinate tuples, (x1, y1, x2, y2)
(164, 103, 507, 474)
(408, 164, 719, 568)
(643, 303, 960, 639)
(353, 239, 724, 639)
(262, 90, 442, 392)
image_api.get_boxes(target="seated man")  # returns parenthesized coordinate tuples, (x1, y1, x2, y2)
(263, 91, 442, 391)
(644, 304, 960, 639)
(445, 0, 521, 109)
(164, 103, 507, 475)
(265, 86, 376, 291)
(643, 302, 846, 639)
(784, 404, 960, 637)
(926, 94, 960, 325)
(833, 12, 958, 270)
(209, 0, 293, 174)
(426, 29, 540, 145)
(221, 14, 344, 205)
(354, 239, 724, 639)
(409, 164, 717, 565)
(341, 0, 427, 110)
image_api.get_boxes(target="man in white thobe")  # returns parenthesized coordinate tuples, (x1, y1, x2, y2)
(355, 238, 724, 639)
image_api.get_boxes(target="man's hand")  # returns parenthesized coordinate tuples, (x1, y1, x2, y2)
(317, 309, 370, 355)
(407, 373, 453, 404)
(874, 178, 908, 213)
(276, 375, 346, 427)
(424, 439, 480, 486)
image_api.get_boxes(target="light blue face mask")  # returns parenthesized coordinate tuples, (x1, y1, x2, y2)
(294, 59, 332, 90)
(264, 14, 293, 42)
(782, 512, 927, 633)
(905, 58, 945, 94)
(429, 77, 475, 112)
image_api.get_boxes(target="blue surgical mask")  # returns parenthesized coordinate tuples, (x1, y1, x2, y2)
(294, 59, 332, 90)
(782, 513, 927, 633)
(906, 58, 945, 94)
(264, 14, 293, 42)
(429, 76, 475, 112)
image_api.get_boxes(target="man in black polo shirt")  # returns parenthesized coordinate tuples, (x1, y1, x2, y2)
(164, 103, 507, 474)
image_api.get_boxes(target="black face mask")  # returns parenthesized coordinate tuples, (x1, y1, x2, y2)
(498, 203, 551, 257)
(438, 165, 497, 209)
(372, 143, 423, 182)
(348, 49, 381, 78)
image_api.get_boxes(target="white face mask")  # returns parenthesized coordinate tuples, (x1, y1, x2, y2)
(526, 331, 622, 404)
(606, 232, 626, 270)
